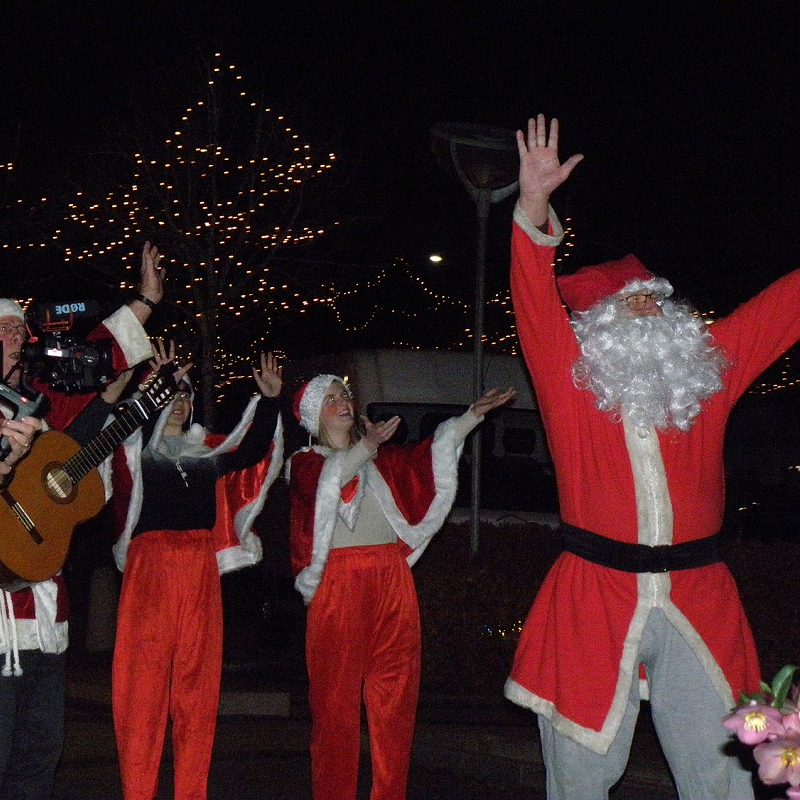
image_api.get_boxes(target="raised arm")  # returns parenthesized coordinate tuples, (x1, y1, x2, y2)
(517, 114, 583, 227)
(330, 415, 402, 486)
(217, 351, 284, 475)
(128, 242, 166, 324)
(511, 117, 585, 422)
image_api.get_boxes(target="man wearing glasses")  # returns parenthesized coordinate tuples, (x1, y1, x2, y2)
(0, 243, 164, 800)
(504, 115, 800, 800)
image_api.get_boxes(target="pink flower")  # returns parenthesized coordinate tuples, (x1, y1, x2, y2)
(753, 737, 800, 786)
(723, 703, 786, 745)
(788, 787, 800, 800)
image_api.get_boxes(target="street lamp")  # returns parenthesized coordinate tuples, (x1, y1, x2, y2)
(431, 122, 519, 553)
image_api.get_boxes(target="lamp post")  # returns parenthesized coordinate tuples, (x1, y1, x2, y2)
(431, 122, 519, 553)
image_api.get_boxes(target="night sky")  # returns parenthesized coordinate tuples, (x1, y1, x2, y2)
(2, 1, 800, 316)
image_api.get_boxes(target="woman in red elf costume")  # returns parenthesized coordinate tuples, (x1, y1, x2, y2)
(288, 373, 514, 800)
(106, 341, 284, 800)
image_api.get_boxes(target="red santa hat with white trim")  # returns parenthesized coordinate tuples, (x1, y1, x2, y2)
(292, 374, 345, 438)
(557, 254, 672, 312)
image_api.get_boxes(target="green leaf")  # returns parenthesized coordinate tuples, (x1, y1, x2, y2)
(738, 690, 766, 707)
(770, 665, 798, 708)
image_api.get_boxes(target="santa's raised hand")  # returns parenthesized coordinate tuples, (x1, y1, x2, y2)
(517, 114, 583, 227)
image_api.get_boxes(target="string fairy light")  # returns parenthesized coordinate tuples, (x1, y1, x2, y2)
(9, 52, 340, 403)
(11, 117, 797, 405)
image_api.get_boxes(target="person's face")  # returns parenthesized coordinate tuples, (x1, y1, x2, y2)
(0, 316, 27, 386)
(319, 382, 354, 437)
(167, 390, 192, 429)
(618, 292, 664, 318)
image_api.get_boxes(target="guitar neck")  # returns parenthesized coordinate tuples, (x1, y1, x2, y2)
(63, 398, 153, 484)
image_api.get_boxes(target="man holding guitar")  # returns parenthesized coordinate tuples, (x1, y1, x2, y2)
(0, 242, 165, 800)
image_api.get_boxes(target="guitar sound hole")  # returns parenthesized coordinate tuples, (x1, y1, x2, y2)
(46, 468, 74, 501)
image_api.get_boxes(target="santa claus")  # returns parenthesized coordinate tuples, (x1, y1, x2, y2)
(505, 114, 800, 800)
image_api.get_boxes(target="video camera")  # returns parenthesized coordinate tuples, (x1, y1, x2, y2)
(20, 300, 114, 393)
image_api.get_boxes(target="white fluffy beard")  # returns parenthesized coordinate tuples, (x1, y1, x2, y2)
(570, 299, 729, 432)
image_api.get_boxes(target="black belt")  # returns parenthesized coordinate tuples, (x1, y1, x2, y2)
(560, 523, 722, 573)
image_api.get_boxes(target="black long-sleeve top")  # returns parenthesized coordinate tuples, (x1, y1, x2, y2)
(132, 396, 280, 537)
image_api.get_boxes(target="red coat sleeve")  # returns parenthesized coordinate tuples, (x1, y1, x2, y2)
(375, 439, 437, 526)
(509, 218, 581, 425)
(711, 266, 800, 402)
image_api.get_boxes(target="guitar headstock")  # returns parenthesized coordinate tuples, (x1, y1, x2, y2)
(138, 366, 180, 415)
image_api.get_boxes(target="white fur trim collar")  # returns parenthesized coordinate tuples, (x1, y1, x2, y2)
(293, 416, 464, 603)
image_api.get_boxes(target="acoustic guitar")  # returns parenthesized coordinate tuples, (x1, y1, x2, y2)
(0, 369, 176, 591)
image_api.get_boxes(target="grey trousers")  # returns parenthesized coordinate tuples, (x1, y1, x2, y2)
(538, 608, 755, 800)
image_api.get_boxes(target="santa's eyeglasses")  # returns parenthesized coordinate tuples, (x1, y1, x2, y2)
(619, 293, 664, 310)
(0, 323, 27, 337)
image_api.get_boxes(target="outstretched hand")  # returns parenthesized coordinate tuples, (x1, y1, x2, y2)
(361, 415, 401, 453)
(252, 352, 283, 398)
(517, 114, 583, 227)
(140, 242, 165, 305)
(129, 242, 166, 323)
(471, 387, 516, 418)
(150, 338, 193, 386)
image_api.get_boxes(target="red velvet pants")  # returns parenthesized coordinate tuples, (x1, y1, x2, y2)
(112, 529, 222, 800)
(306, 543, 421, 800)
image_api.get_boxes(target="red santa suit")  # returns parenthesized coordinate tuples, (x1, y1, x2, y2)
(108, 393, 283, 800)
(1, 305, 153, 670)
(504, 204, 800, 757)
(288, 377, 478, 800)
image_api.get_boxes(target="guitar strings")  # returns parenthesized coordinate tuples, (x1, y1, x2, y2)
(63, 386, 174, 483)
